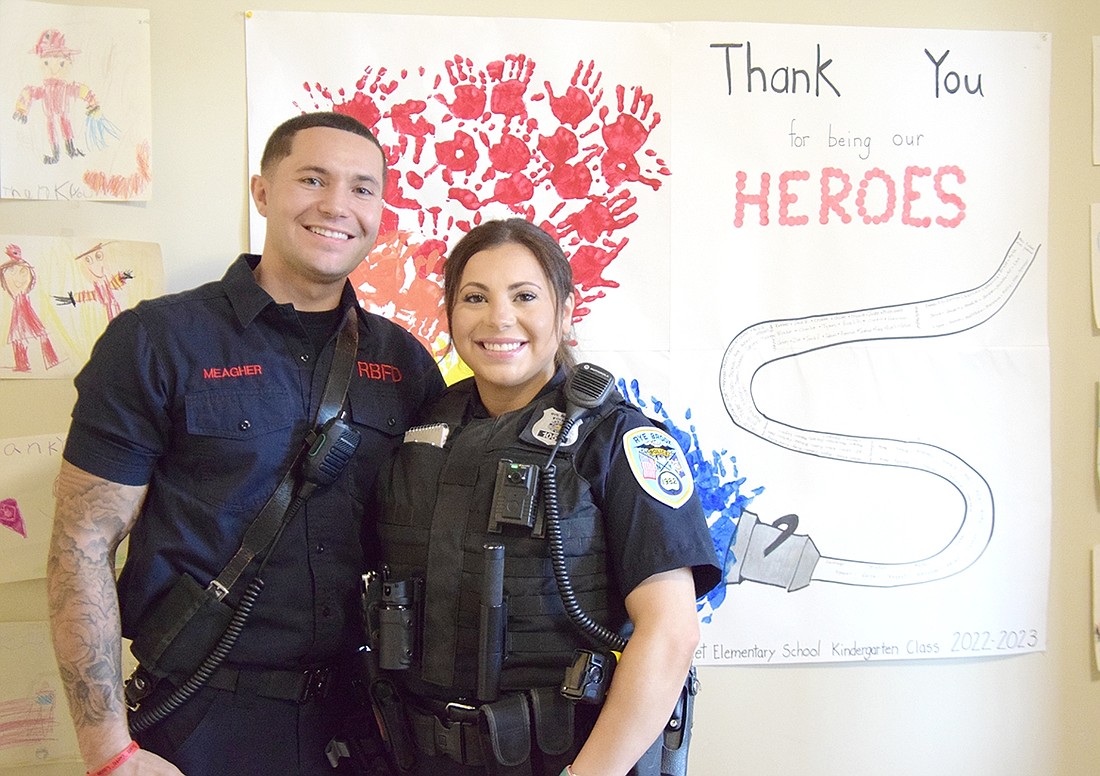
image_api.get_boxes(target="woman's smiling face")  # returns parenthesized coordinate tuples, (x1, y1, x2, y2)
(449, 241, 574, 416)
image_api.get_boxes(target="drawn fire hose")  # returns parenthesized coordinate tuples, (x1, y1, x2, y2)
(719, 233, 1041, 590)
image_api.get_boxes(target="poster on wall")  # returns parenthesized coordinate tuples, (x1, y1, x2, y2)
(246, 12, 674, 382)
(672, 22, 1048, 665)
(0, 621, 79, 766)
(0, 0, 152, 201)
(0, 236, 163, 379)
(0, 432, 65, 583)
(245, 13, 1051, 665)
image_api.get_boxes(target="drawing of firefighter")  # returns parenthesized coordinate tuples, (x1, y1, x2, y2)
(11, 29, 117, 165)
(1, 244, 60, 373)
(54, 243, 132, 322)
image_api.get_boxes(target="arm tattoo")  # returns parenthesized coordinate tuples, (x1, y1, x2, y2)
(46, 465, 145, 731)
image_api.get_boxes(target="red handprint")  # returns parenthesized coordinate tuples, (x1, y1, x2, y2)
(538, 126, 579, 166)
(547, 163, 595, 200)
(486, 132, 532, 175)
(355, 66, 398, 95)
(599, 85, 664, 190)
(545, 60, 604, 129)
(299, 67, 397, 132)
(433, 129, 479, 183)
(448, 186, 482, 212)
(535, 127, 601, 200)
(412, 238, 448, 279)
(559, 191, 639, 242)
(387, 99, 433, 164)
(382, 168, 424, 212)
(389, 99, 433, 139)
(568, 237, 628, 293)
(349, 232, 445, 351)
(434, 56, 489, 121)
(491, 171, 535, 207)
(486, 54, 536, 122)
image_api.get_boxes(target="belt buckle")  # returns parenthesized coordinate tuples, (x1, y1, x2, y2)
(434, 702, 479, 765)
(299, 666, 333, 703)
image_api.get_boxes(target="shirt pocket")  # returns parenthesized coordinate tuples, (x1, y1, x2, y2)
(185, 386, 295, 440)
(179, 386, 296, 511)
(338, 389, 421, 512)
(344, 388, 418, 439)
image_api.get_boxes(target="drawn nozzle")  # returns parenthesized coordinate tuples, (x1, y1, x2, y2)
(727, 511, 819, 591)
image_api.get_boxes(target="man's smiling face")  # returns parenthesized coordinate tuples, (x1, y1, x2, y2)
(250, 125, 385, 309)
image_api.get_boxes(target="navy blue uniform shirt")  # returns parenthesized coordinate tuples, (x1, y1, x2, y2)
(64, 254, 445, 668)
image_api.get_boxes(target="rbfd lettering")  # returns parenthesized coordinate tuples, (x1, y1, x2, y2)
(358, 361, 403, 382)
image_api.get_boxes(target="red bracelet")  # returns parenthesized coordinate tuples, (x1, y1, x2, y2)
(87, 740, 139, 776)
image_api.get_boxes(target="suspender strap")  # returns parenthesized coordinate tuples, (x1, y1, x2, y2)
(208, 306, 359, 600)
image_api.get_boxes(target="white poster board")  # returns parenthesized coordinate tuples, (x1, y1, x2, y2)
(245, 13, 1051, 665)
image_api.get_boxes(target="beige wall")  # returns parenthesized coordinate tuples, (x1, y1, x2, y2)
(0, 1, 1095, 774)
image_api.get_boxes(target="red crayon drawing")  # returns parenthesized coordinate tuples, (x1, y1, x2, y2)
(1, 245, 59, 373)
(0, 683, 58, 749)
(84, 141, 151, 198)
(0, 498, 27, 538)
(11, 29, 117, 165)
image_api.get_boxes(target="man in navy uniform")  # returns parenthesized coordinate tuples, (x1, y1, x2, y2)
(46, 112, 444, 776)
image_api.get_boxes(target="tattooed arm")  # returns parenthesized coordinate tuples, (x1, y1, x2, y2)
(46, 460, 182, 774)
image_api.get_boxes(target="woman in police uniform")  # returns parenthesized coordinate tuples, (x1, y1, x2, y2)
(374, 218, 721, 776)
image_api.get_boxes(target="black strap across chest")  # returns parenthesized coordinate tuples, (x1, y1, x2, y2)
(208, 305, 359, 599)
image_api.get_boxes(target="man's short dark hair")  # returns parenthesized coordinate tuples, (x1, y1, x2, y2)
(259, 111, 387, 183)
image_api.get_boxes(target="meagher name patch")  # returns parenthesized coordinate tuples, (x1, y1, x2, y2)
(623, 427, 694, 509)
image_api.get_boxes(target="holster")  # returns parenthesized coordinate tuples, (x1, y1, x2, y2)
(660, 667, 699, 776)
(355, 571, 418, 772)
(368, 675, 416, 772)
(325, 647, 416, 775)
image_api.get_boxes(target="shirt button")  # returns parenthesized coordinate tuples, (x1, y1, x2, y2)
(316, 544, 325, 553)
(321, 606, 332, 617)
(387, 417, 396, 427)
(300, 353, 311, 363)
(238, 420, 251, 431)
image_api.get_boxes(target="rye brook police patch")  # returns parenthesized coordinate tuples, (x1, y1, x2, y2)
(622, 427, 694, 509)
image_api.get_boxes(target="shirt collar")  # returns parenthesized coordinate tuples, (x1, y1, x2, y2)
(223, 253, 369, 331)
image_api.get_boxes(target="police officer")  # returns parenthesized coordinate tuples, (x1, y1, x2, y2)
(46, 112, 445, 776)
(374, 218, 721, 776)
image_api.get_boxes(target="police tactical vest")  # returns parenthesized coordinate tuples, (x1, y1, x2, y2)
(377, 378, 626, 696)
